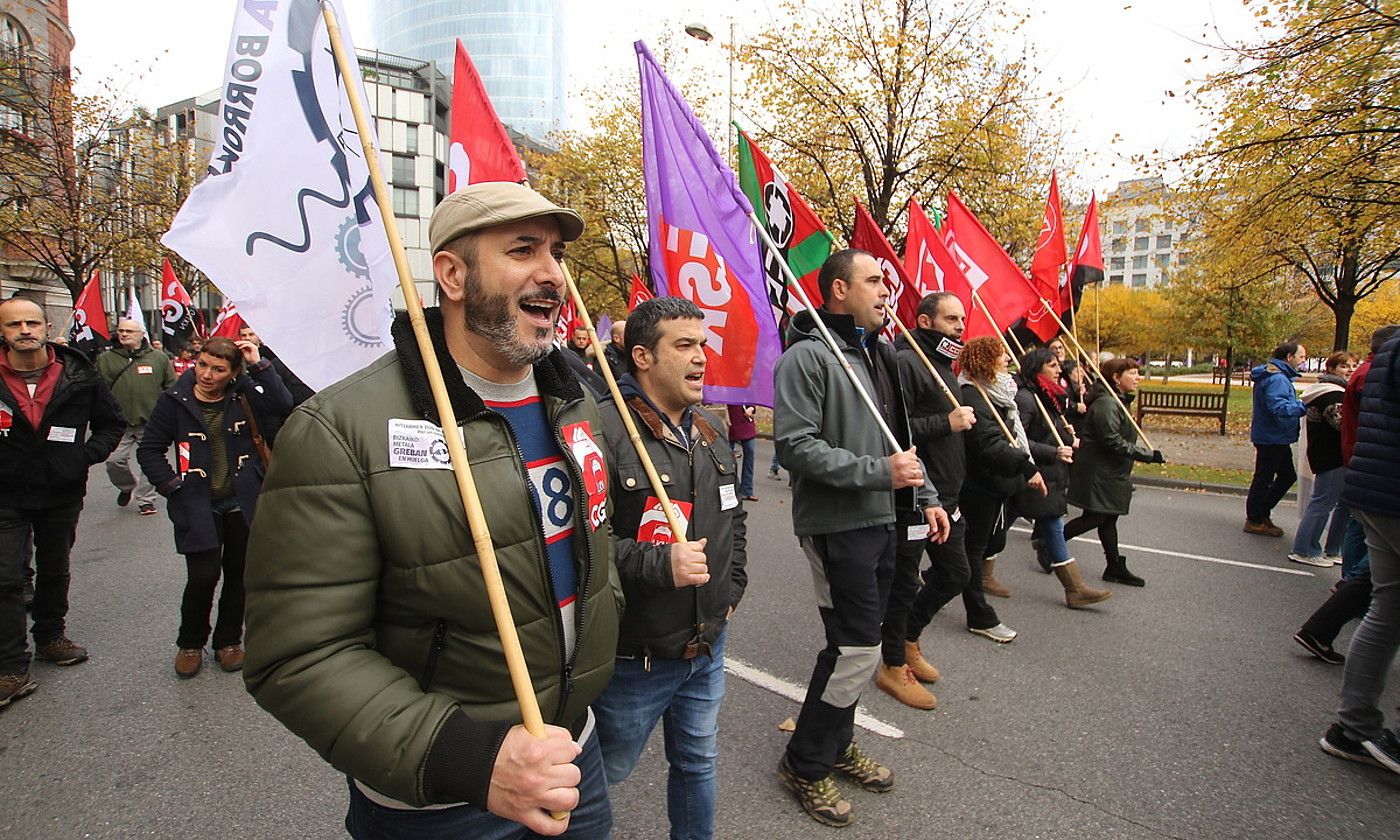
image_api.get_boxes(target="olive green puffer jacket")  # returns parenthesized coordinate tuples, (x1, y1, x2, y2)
(243, 309, 622, 808)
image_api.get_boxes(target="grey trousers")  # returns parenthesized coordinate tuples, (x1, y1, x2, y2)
(106, 425, 156, 506)
(1338, 509, 1400, 741)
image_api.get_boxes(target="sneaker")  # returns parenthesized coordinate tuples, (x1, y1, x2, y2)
(1287, 552, 1332, 568)
(1293, 631, 1345, 664)
(768, 468, 781, 481)
(117, 489, 132, 507)
(778, 754, 854, 827)
(1362, 730, 1400, 775)
(1320, 723, 1380, 767)
(834, 742, 894, 792)
(0, 672, 37, 710)
(214, 645, 244, 672)
(1244, 520, 1284, 537)
(138, 503, 157, 516)
(874, 663, 936, 710)
(35, 637, 88, 666)
(174, 648, 204, 679)
(1325, 554, 1344, 566)
(968, 623, 1018, 643)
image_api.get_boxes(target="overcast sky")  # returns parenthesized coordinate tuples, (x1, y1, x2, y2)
(67, 0, 1262, 199)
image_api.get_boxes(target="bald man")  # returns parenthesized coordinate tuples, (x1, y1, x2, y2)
(96, 318, 176, 515)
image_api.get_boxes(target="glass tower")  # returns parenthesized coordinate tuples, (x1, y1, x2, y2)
(371, 0, 565, 142)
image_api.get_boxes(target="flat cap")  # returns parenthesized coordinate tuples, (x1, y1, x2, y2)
(429, 181, 584, 252)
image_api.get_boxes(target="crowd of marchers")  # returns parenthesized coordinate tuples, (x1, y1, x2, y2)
(2, 183, 1397, 839)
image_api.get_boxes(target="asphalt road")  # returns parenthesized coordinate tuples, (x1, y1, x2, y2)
(4, 442, 1396, 839)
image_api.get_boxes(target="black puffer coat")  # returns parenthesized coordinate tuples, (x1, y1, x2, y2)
(1011, 374, 1072, 519)
(1341, 334, 1400, 517)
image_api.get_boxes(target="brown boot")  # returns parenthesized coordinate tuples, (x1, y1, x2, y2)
(903, 641, 940, 683)
(982, 555, 1011, 598)
(874, 663, 937, 710)
(1053, 560, 1112, 608)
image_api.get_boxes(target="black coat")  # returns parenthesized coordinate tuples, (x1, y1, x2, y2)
(1066, 382, 1153, 516)
(961, 380, 1038, 501)
(137, 360, 292, 554)
(894, 329, 966, 512)
(1011, 375, 1071, 519)
(0, 343, 125, 509)
(1341, 334, 1400, 518)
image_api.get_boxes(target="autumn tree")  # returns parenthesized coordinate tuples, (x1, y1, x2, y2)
(1179, 0, 1400, 349)
(736, 0, 1062, 256)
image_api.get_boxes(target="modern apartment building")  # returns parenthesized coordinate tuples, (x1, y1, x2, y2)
(1099, 177, 1195, 289)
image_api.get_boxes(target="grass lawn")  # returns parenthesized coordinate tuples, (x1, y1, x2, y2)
(1135, 462, 1252, 488)
(1133, 380, 1253, 436)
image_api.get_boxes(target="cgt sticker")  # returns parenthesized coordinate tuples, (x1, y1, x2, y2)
(0, 402, 12, 437)
(563, 421, 608, 530)
(638, 497, 693, 544)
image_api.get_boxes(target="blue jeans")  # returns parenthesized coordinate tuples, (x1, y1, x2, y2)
(1032, 515, 1070, 565)
(733, 439, 755, 498)
(1342, 510, 1372, 581)
(1338, 510, 1400, 742)
(595, 628, 726, 840)
(1291, 467, 1346, 557)
(344, 732, 612, 840)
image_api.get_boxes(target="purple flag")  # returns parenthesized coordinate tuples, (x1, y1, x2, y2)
(636, 40, 781, 407)
(596, 312, 613, 343)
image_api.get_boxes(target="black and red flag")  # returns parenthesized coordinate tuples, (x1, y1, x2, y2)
(68, 271, 111, 359)
(159, 259, 200, 353)
(1063, 195, 1104, 330)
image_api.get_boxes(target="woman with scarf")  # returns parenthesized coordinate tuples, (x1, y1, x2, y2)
(1063, 358, 1164, 586)
(951, 336, 1048, 643)
(1289, 351, 1358, 566)
(1012, 347, 1112, 608)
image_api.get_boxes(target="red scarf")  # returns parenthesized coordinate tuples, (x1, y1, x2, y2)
(1036, 374, 1068, 414)
(0, 346, 63, 430)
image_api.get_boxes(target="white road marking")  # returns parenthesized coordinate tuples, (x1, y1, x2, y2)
(723, 656, 905, 739)
(1008, 526, 1314, 577)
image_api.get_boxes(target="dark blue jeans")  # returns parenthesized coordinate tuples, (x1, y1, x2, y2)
(0, 502, 82, 674)
(1246, 443, 1296, 523)
(345, 732, 612, 839)
(595, 628, 727, 840)
(733, 439, 755, 498)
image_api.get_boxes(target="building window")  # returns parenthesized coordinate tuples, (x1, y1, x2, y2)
(1135, 218, 1151, 233)
(1112, 220, 1128, 235)
(1156, 234, 1172, 249)
(1110, 257, 1125, 270)
(1134, 236, 1149, 251)
(405, 126, 418, 155)
(1154, 253, 1170, 268)
(1132, 255, 1148, 269)
(1131, 273, 1148, 287)
(391, 154, 415, 187)
(1108, 275, 1124, 285)
(392, 186, 419, 218)
(1110, 238, 1127, 254)
(0, 104, 24, 132)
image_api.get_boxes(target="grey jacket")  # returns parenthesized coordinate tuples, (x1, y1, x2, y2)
(774, 309, 939, 537)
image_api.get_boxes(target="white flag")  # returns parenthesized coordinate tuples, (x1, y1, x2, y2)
(125, 288, 144, 334)
(162, 0, 395, 390)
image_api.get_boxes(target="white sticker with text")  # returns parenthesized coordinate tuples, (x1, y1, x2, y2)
(387, 419, 452, 470)
(47, 426, 78, 443)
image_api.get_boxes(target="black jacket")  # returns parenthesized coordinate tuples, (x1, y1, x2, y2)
(1011, 375, 1071, 519)
(894, 329, 966, 512)
(258, 344, 315, 406)
(137, 360, 292, 554)
(599, 377, 747, 659)
(961, 380, 1038, 501)
(1342, 334, 1400, 518)
(0, 343, 125, 509)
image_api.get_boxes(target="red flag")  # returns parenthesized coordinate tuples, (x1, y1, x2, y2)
(68, 271, 110, 357)
(944, 191, 1039, 338)
(158, 259, 200, 352)
(1025, 172, 1068, 343)
(903, 198, 998, 338)
(554, 296, 582, 346)
(211, 299, 245, 339)
(1064, 195, 1104, 328)
(849, 200, 920, 341)
(628, 273, 654, 312)
(447, 38, 527, 191)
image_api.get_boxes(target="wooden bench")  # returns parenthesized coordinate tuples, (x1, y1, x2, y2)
(1136, 389, 1229, 436)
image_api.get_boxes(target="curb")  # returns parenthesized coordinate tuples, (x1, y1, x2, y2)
(1132, 473, 1297, 502)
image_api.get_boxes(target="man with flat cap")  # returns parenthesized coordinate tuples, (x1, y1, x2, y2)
(243, 182, 625, 838)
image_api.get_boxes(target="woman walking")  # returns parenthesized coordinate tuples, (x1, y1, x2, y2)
(139, 337, 291, 677)
(1063, 358, 1164, 586)
(1012, 347, 1111, 608)
(1289, 351, 1357, 567)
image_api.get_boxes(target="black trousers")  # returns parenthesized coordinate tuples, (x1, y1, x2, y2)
(1246, 444, 1296, 523)
(886, 516, 971, 663)
(1301, 574, 1373, 646)
(177, 506, 249, 650)
(0, 502, 82, 674)
(904, 488, 1004, 632)
(786, 524, 895, 781)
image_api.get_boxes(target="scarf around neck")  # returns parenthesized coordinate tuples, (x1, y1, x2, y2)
(961, 370, 1031, 457)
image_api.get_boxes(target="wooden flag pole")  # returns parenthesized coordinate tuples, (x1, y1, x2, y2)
(968, 291, 1064, 448)
(965, 377, 1021, 450)
(321, 4, 565, 820)
(561, 266, 687, 541)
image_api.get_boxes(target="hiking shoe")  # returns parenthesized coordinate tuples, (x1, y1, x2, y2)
(1244, 520, 1284, 537)
(834, 742, 894, 792)
(175, 648, 204, 679)
(874, 663, 936, 710)
(1293, 631, 1345, 664)
(778, 754, 853, 827)
(138, 503, 157, 516)
(36, 637, 88, 666)
(1362, 730, 1400, 775)
(968, 623, 1018, 643)
(0, 672, 37, 710)
(214, 645, 244, 672)
(1287, 552, 1332, 568)
(117, 489, 132, 507)
(1320, 723, 1380, 767)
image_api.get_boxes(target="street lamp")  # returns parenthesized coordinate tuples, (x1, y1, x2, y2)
(684, 20, 735, 165)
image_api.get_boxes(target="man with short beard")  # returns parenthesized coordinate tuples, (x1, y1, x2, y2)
(243, 182, 623, 838)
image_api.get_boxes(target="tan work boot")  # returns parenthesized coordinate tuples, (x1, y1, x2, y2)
(982, 555, 1011, 598)
(1053, 560, 1112, 608)
(874, 663, 937, 710)
(903, 641, 940, 683)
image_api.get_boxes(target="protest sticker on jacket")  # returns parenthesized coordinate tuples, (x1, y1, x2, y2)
(638, 497, 694, 544)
